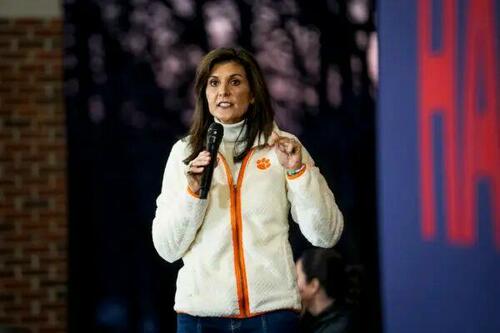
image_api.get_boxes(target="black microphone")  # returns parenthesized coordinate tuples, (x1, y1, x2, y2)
(199, 122, 224, 199)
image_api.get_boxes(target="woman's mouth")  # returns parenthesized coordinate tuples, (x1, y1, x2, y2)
(217, 101, 232, 108)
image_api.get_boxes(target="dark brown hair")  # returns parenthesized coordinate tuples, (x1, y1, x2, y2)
(300, 248, 348, 302)
(183, 47, 274, 164)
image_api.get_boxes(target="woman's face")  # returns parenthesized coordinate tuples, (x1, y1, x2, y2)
(205, 61, 254, 124)
(296, 259, 316, 307)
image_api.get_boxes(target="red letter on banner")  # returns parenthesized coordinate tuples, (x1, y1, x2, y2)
(462, 0, 500, 249)
(418, 0, 460, 241)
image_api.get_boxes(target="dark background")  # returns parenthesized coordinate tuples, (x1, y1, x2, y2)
(63, 0, 378, 332)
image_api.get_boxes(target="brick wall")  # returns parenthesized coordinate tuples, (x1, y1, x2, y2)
(0, 18, 67, 333)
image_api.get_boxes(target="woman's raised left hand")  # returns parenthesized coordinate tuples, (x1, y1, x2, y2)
(269, 131, 303, 171)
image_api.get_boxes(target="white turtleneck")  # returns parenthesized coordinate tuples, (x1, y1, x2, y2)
(214, 117, 247, 181)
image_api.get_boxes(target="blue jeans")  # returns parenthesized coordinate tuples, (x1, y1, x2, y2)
(176, 311, 299, 333)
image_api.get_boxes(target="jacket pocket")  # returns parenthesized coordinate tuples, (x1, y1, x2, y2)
(177, 264, 198, 299)
(281, 237, 297, 290)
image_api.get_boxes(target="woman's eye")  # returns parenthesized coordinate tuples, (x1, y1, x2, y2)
(209, 80, 218, 87)
(231, 79, 240, 86)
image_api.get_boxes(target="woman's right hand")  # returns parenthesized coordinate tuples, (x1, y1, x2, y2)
(185, 150, 212, 194)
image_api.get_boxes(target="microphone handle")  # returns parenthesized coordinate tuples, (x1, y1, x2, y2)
(199, 145, 217, 199)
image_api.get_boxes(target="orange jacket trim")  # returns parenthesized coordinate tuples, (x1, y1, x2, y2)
(287, 164, 307, 180)
(218, 148, 256, 317)
(186, 186, 200, 198)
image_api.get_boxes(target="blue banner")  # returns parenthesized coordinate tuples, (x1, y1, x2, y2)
(378, 0, 500, 332)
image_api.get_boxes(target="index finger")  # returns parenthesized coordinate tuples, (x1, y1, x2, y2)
(268, 131, 281, 146)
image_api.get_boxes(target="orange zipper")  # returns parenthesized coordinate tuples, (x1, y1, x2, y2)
(218, 149, 255, 317)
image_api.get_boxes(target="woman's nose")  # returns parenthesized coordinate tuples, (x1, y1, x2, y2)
(218, 83, 230, 96)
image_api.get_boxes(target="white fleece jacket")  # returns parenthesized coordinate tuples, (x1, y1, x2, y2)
(152, 125, 344, 318)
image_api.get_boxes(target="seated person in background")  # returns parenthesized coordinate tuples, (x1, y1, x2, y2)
(296, 248, 357, 333)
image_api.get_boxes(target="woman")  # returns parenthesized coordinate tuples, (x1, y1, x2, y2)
(152, 47, 344, 333)
(296, 248, 356, 333)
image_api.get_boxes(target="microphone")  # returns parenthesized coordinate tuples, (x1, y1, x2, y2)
(199, 122, 224, 199)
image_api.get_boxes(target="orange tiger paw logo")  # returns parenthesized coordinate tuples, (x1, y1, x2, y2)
(256, 158, 271, 170)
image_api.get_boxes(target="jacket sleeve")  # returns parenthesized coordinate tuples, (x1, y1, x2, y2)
(152, 140, 208, 262)
(286, 144, 344, 248)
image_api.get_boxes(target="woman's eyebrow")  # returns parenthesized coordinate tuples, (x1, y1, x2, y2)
(208, 73, 245, 78)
